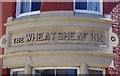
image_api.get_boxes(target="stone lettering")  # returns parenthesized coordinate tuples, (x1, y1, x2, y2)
(77, 33, 88, 41)
(14, 37, 24, 44)
(26, 33, 33, 42)
(92, 33, 103, 42)
(58, 32, 63, 40)
(36, 33, 44, 41)
(12, 31, 106, 46)
(69, 32, 76, 41)
(44, 32, 50, 41)
(51, 32, 56, 41)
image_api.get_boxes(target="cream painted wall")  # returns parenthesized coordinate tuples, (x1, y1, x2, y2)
(1, 11, 117, 73)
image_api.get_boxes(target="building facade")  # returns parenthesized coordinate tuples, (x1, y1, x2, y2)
(0, 0, 120, 75)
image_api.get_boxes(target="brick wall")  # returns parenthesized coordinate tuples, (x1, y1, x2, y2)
(103, 2, 118, 14)
(1, 2, 16, 75)
(109, 2, 120, 75)
(40, 2, 73, 12)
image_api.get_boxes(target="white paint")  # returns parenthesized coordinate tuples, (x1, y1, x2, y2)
(10, 68, 24, 74)
(88, 67, 105, 75)
(16, 11, 40, 18)
(16, 0, 40, 18)
(74, 0, 103, 15)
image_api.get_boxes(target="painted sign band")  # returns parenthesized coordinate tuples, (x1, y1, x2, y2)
(10, 30, 107, 47)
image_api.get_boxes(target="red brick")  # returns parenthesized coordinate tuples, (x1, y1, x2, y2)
(41, 2, 73, 12)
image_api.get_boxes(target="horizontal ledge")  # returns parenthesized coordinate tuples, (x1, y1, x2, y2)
(1, 51, 115, 59)
(5, 63, 108, 69)
(5, 16, 112, 27)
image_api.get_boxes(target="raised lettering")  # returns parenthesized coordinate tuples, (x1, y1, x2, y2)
(26, 33, 33, 42)
(36, 33, 44, 41)
(44, 32, 50, 41)
(92, 33, 103, 43)
(58, 32, 63, 40)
